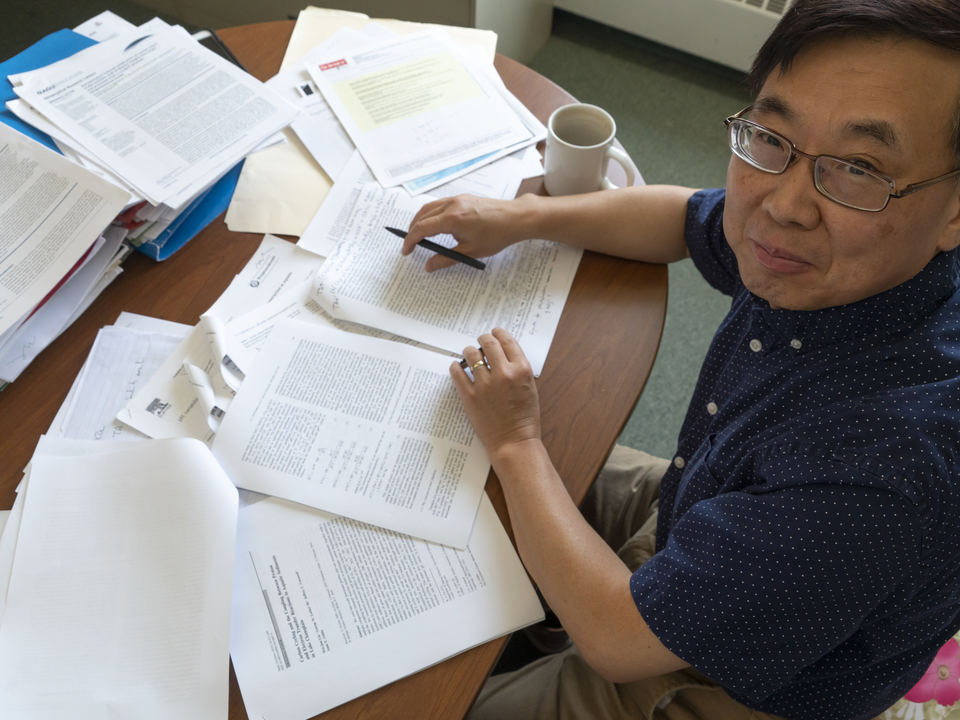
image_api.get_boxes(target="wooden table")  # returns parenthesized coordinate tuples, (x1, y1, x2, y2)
(0, 21, 667, 720)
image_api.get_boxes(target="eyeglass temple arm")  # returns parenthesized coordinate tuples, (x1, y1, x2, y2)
(891, 167, 960, 199)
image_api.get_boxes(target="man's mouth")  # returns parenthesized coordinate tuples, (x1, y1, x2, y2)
(751, 240, 811, 273)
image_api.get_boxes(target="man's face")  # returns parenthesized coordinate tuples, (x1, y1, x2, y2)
(723, 35, 960, 310)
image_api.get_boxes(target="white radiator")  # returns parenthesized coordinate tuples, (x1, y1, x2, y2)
(553, 0, 794, 72)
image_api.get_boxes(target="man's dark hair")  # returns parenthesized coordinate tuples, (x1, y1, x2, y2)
(746, 0, 960, 163)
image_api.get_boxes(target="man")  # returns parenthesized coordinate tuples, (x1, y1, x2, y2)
(401, 1, 960, 718)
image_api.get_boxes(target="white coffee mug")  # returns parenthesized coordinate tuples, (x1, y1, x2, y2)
(543, 103, 637, 196)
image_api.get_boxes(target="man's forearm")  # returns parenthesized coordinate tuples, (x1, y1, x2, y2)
(491, 438, 688, 683)
(515, 184, 696, 264)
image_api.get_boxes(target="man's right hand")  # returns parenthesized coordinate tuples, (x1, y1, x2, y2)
(402, 194, 530, 272)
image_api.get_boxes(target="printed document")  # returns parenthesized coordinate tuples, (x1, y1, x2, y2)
(42, 314, 187, 443)
(230, 492, 543, 720)
(313, 182, 582, 376)
(0, 227, 125, 383)
(206, 279, 453, 383)
(223, 7, 496, 236)
(212, 318, 489, 548)
(204, 233, 324, 323)
(15, 22, 298, 209)
(0, 123, 129, 339)
(59, 326, 184, 441)
(272, 26, 389, 181)
(298, 149, 523, 258)
(308, 30, 532, 187)
(0, 438, 238, 720)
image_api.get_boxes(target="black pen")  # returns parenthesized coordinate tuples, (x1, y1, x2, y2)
(384, 226, 486, 270)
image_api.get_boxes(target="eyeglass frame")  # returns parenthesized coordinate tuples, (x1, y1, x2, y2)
(724, 105, 960, 212)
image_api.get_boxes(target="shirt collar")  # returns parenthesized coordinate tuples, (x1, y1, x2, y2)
(750, 248, 960, 350)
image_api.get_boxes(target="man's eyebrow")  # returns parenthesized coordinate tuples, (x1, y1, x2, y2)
(755, 94, 901, 150)
(843, 119, 901, 150)
(752, 95, 794, 120)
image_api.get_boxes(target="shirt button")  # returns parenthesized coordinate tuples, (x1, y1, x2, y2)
(674, 456, 685, 469)
(749, 339, 762, 352)
(790, 339, 802, 350)
(707, 402, 718, 415)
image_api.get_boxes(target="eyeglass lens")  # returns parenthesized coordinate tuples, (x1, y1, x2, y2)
(730, 120, 891, 211)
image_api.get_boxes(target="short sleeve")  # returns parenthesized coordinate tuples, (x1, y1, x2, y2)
(685, 188, 740, 297)
(631, 483, 920, 703)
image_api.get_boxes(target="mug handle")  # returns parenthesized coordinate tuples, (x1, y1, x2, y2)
(600, 146, 637, 190)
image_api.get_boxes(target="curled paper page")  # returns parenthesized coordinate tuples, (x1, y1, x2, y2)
(183, 362, 229, 433)
(200, 314, 245, 391)
(117, 322, 235, 445)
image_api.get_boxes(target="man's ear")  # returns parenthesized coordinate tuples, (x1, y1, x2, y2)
(937, 183, 960, 252)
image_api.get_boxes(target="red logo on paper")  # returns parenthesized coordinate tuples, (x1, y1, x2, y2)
(318, 59, 347, 71)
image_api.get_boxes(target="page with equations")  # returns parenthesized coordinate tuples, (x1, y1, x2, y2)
(212, 318, 490, 549)
(230, 492, 543, 720)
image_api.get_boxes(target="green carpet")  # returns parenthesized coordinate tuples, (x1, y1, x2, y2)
(530, 11, 747, 459)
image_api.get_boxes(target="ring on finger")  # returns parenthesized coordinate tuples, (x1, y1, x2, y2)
(471, 360, 486, 371)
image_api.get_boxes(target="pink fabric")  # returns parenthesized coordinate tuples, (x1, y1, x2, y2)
(904, 638, 960, 706)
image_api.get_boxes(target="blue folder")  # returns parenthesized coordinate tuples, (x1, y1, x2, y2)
(0, 29, 241, 261)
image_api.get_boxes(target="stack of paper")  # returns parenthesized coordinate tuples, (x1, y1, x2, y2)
(0, 436, 239, 720)
(8, 17, 298, 255)
(227, 7, 546, 236)
(0, 122, 130, 384)
(0, 15, 303, 383)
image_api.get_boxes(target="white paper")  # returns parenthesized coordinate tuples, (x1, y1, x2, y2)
(73, 10, 137, 42)
(0, 481, 27, 627)
(203, 234, 324, 323)
(60, 326, 183, 441)
(6, 98, 144, 203)
(230, 492, 543, 720)
(421, 150, 525, 201)
(272, 27, 381, 180)
(297, 150, 522, 260)
(212, 318, 489, 548)
(0, 228, 125, 382)
(0, 438, 238, 720)
(0, 124, 129, 339)
(215, 279, 454, 377)
(47, 312, 191, 437)
(313, 182, 582, 376)
(520, 143, 544, 179)
(198, 314, 245, 390)
(222, 8, 497, 237)
(117, 323, 234, 444)
(183, 361, 228, 431)
(297, 150, 375, 257)
(283, 8, 498, 70)
(308, 30, 531, 187)
(15, 23, 299, 209)
(399, 58, 545, 194)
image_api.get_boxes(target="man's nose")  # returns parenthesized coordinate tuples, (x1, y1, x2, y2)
(760, 156, 822, 230)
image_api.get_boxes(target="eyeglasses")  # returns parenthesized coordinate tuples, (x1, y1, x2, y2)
(724, 106, 960, 212)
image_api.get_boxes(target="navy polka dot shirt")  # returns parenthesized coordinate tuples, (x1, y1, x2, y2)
(631, 189, 960, 720)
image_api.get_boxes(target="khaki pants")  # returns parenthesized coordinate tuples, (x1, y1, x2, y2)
(468, 445, 786, 720)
